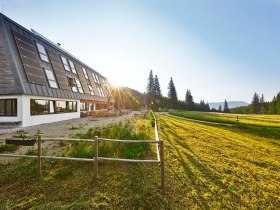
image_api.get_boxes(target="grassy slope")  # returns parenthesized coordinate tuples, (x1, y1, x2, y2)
(157, 114, 280, 209)
(1, 115, 280, 209)
(170, 111, 280, 127)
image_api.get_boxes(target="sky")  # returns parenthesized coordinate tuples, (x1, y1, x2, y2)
(1, 0, 280, 103)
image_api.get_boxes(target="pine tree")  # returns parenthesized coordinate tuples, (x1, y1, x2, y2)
(168, 77, 178, 109)
(251, 92, 260, 113)
(185, 89, 194, 110)
(153, 75, 161, 110)
(154, 75, 161, 98)
(218, 105, 222, 112)
(223, 99, 230, 113)
(146, 70, 155, 106)
(260, 94, 265, 104)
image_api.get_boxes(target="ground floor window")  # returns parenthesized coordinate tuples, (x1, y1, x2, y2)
(0, 99, 17, 116)
(30, 99, 77, 115)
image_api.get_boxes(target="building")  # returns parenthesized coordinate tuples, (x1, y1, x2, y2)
(0, 13, 114, 127)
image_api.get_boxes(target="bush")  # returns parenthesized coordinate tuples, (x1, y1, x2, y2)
(148, 110, 155, 127)
(72, 121, 151, 159)
(0, 144, 19, 153)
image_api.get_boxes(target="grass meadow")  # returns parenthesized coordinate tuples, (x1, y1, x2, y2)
(0, 113, 279, 209)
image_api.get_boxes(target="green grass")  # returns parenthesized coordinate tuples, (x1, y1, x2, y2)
(1, 114, 279, 209)
(71, 120, 153, 159)
(170, 110, 280, 127)
(0, 144, 19, 153)
(170, 110, 280, 138)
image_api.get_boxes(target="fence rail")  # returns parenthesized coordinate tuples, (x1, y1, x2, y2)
(0, 110, 164, 188)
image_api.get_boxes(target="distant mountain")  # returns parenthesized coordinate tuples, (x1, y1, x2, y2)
(209, 101, 249, 110)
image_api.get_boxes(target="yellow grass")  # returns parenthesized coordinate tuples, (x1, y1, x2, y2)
(157, 114, 280, 209)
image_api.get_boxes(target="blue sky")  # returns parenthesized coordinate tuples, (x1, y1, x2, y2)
(1, 0, 280, 103)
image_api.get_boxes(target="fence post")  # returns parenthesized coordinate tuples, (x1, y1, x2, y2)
(159, 140, 164, 189)
(236, 115, 239, 126)
(37, 134, 42, 176)
(94, 136, 99, 179)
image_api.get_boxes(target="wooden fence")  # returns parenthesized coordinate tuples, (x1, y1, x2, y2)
(0, 111, 164, 188)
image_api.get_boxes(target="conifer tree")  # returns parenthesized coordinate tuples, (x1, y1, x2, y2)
(218, 105, 222, 112)
(154, 75, 161, 98)
(168, 77, 178, 108)
(223, 99, 230, 113)
(251, 92, 260, 113)
(153, 75, 161, 110)
(185, 89, 194, 110)
(146, 70, 155, 106)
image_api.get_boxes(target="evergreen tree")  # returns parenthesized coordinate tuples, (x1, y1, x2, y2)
(218, 105, 222, 112)
(153, 75, 161, 110)
(167, 77, 178, 108)
(260, 94, 265, 104)
(185, 89, 194, 110)
(251, 92, 260, 113)
(154, 75, 161, 98)
(146, 70, 155, 106)
(223, 99, 230, 113)
(206, 103, 210, 112)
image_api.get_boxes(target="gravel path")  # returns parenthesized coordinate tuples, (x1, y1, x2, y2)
(0, 111, 144, 164)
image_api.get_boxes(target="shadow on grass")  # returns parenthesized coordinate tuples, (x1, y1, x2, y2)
(159, 118, 245, 209)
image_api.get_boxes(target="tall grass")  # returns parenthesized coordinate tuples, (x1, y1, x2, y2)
(71, 121, 151, 159)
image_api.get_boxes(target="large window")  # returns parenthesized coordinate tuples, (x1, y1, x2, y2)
(61, 56, 70, 71)
(82, 67, 89, 79)
(30, 99, 49, 115)
(80, 102, 89, 111)
(69, 60, 77, 74)
(44, 68, 58, 88)
(0, 99, 17, 116)
(30, 99, 77, 115)
(36, 43, 49, 62)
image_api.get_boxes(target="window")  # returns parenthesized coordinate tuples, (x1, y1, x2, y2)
(0, 99, 17, 116)
(97, 87, 102, 97)
(55, 101, 67, 113)
(66, 101, 77, 112)
(100, 88, 105, 97)
(44, 68, 58, 88)
(82, 67, 89, 79)
(75, 79, 84, 93)
(95, 74, 100, 84)
(36, 43, 49, 62)
(88, 84, 94, 95)
(69, 60, 77, 74)
(67, 77, 78, 92)
(61, 56, 70, 71)
(80, 102, 89, 111)
(30, 99, 49, 115)
(30, 99, 77, 115)
(92, 73, 100, 84)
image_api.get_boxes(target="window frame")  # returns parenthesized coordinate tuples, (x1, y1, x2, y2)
(0, 99, 17, 117)
(61, 56, 71, 71)
(36, 42, 49, 63)
(44, 68, 58, 89)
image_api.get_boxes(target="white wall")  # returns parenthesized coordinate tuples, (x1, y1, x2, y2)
(0, 95, 22, 123)
(21, 95, 80, 127)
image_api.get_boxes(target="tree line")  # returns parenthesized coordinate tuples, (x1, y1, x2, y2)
(231, 92, 280, 114)
(145, 70, 230, 112)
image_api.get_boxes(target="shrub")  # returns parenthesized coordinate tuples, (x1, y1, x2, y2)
(72, 121, 151, 159)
